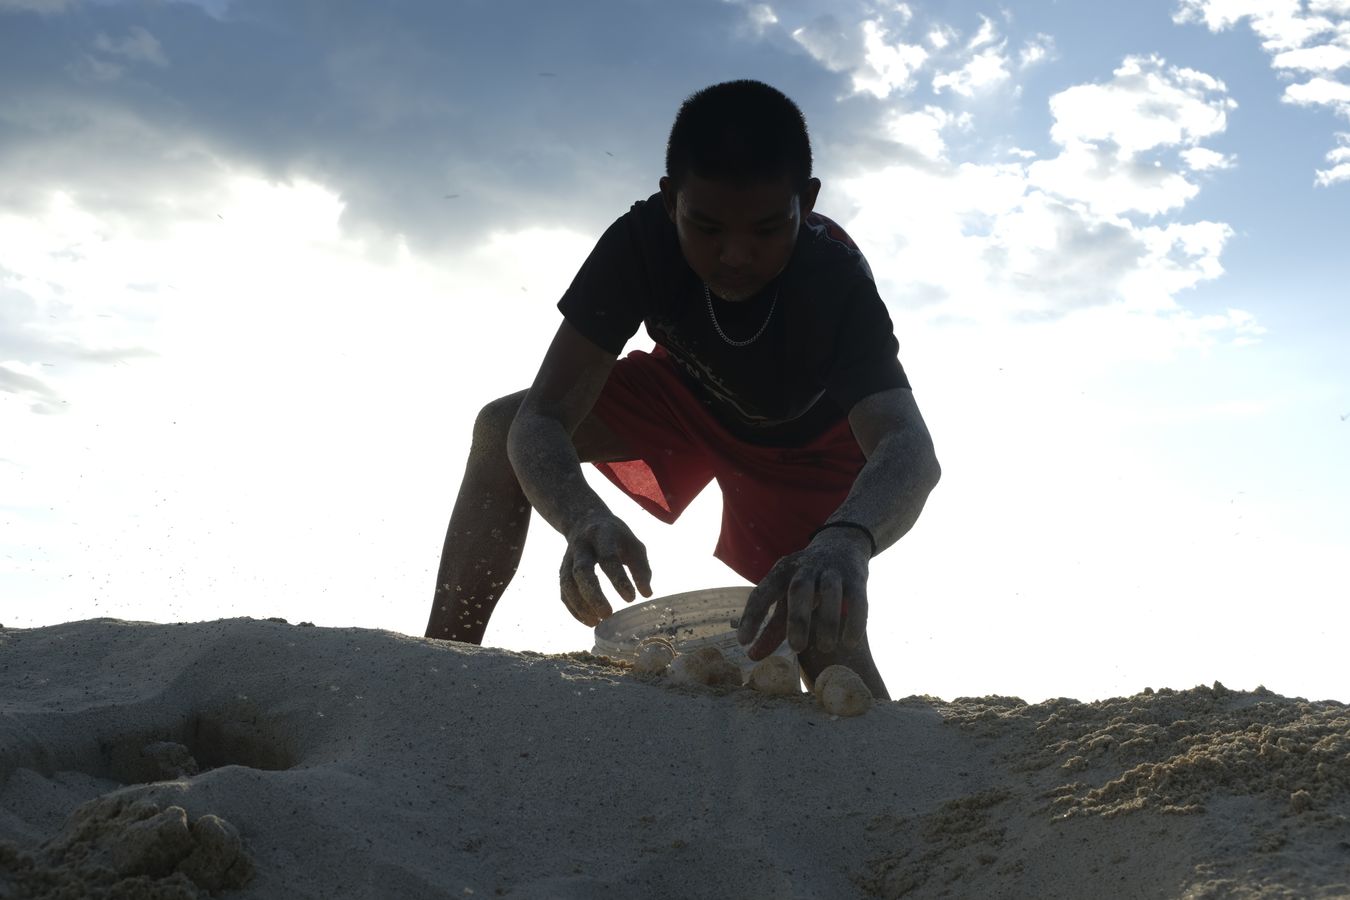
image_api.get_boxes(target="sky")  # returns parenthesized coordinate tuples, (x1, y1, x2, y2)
(1, 0, 1347, 704)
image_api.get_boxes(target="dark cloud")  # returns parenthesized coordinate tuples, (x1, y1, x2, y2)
(0, 0, 877, 253)
(0, 0, 75, 13)
(0, 0, 1233, 334)
(0, 0, 942, 394)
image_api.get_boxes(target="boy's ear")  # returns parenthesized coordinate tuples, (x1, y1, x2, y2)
(801, 177, 822, 217)
(659, 176, 677, 223)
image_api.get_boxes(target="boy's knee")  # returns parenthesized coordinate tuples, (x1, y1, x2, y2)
(472, 391, 527, 449)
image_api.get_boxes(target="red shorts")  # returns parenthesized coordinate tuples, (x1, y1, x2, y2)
(590, 346, 866, 584)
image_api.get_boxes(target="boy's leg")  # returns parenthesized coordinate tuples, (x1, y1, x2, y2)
(424, 389, 632, 643)
(797, 632, 890, 701)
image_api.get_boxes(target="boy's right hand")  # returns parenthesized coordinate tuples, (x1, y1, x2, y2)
(559, 513, 653, 627)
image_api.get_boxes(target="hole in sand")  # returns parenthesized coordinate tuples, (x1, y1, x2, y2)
(92, 708, 299, 786)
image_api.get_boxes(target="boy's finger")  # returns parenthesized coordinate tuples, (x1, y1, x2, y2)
(738, 567, 788, 646)
(598, 556, 636, 603)
(748, 602, 788, 660)
(591, 530, 635, 605)
(571, 557, 613, 624)
(620, 536, 654, 598)
(567, 545, 607, 624)
(559, 552, 589, 624)
(840, 579, 868, 649)
(813, 569, 843, 653)
(785, 568, 817, 653)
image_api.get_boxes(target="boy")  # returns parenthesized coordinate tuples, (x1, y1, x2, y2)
(426, 80, 940, 700)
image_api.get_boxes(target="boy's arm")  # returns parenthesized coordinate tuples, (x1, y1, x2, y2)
(829, 386, 941, 554)
(507, 320, 653, 625)
(737, 387, 940, 657)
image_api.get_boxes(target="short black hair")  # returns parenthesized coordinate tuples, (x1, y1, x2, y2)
(665, 80, 813, 196)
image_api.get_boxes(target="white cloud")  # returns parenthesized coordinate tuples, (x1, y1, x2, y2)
(1283, 74, 1350, 108)
(784, 8, 1031, 102)
(1026, 57, 1235, 217)
(834, 149, 1236, 327)
(746, 3, 778, 30)
(1019, 34, 1056, 68)
(929, 16, 1013, 98)
(1316, 132, 1350, 184)
(854, 19, 929, 98)
(932, 45, 1011, 97)
(1123, 219, 1235, 306)
(789, 16, 854, 70)
(1312, 157, 1350, 183)
(1030, 145, 1201, 217)
(725, 0, 778, 37)
(967, 15, 999, 50)
(1271, 42, 1350, 73)
(1176, 0, 1350, 181)
(1250, 11, 1338, 51)
(1172, 0, 1291, 31)
(791, 15, 928, 99)
(828, 46, 1245, 354)
(927, 26, 954, 50)
(1047, 56, 1234, 157)
(94, 27, 170, 68)
(883, 105, 970, 160)
(1174, 0, 1336, 50)
(1181, 146, 1236, 170)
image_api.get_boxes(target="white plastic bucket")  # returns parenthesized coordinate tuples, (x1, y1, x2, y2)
(591, 585, 796, 675)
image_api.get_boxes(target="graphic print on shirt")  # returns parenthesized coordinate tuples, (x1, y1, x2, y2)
(803, 212, 874, 282)
(648, 293, 826, 431)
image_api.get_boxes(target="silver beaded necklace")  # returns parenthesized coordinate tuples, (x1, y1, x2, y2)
(704, 282, 778, 347)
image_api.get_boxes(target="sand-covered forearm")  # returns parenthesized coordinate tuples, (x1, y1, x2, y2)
(506, 410, 612, 538)
(823, 426, 940, 556)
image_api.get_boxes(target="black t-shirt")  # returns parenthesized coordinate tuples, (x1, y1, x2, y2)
(558, 192, 910, 446)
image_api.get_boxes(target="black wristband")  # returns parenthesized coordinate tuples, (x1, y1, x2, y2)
(809, 521, 877, 557)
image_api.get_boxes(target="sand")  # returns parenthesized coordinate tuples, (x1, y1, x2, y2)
(0, 617, 1346, 899)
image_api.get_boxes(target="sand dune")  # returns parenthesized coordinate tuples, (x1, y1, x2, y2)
(1, 618, 1346, 898)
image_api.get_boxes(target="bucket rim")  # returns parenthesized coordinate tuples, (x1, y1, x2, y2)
(592, 585, 752, 642)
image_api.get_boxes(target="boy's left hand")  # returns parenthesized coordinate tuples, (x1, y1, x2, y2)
(736, 528, 871, 660)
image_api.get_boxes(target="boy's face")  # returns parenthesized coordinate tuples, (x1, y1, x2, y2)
(660, 172, 821, 303)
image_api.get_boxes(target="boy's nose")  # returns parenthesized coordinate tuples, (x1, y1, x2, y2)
(718, 241, 752, 268)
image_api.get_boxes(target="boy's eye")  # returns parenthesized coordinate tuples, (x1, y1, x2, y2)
(695, 224, 783, 236)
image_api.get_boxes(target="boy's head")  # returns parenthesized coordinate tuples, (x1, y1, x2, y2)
(659, 80, 822, 302)
(664, 79, 813, 196)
